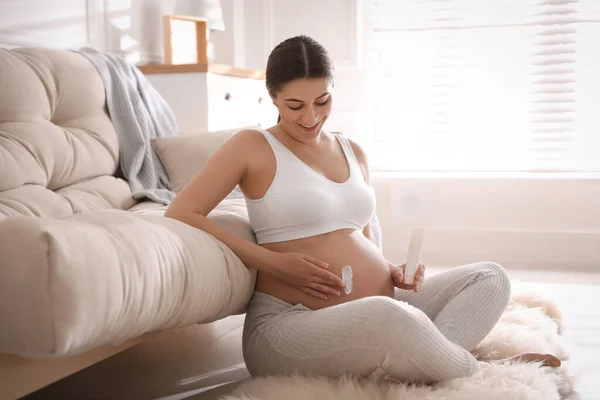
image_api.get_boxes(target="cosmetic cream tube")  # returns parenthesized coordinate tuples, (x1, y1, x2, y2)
(403, 228, 425, 285)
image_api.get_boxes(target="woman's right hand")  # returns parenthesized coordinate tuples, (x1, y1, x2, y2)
(266, 252, 346, 300)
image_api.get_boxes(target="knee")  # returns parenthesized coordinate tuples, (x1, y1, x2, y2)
(482, 261, 511, 290)
(477, 261, 511, 304)
(356, 296, 433, 337)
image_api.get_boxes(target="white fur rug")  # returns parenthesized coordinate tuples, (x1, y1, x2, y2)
(222, 292, 580, 400)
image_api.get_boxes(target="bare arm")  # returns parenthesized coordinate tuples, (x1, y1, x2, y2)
(164, 130, 274, 272)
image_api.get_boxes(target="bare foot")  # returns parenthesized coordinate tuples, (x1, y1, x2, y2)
(507, 352, 562, 368)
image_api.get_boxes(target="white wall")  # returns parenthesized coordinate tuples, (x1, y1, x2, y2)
(2, 0, 598, 272)
(0, 0, 243, 65)
(374, 174, 600, 272)
(0, 0, 93, 49)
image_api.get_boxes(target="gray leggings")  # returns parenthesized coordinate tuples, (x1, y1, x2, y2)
(242, 262, 511, 383)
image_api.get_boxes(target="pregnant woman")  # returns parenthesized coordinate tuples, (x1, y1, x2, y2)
(165, 35, 560, 383)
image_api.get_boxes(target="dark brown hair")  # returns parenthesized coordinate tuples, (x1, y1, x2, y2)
(265, 35, 335, 122)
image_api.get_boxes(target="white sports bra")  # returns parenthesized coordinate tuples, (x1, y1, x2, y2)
(244, 129, 376, 245)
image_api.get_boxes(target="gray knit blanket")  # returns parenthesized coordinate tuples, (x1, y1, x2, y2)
(78, 47, 176, 205)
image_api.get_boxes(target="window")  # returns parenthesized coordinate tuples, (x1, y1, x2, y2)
(367, 0, 600, 173)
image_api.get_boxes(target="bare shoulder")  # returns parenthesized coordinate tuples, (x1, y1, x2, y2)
(211, 128, 269, 163)
(225, 128, 275, 173)
(225, 128, 268, 149)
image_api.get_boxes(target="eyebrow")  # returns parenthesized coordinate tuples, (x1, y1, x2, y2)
(284, 92, 330, 102)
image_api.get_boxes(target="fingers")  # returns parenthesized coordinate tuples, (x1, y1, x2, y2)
(301, 254, 345, 287)
(394, 268, 404, 284)
(302, 254, 329, 269)
(307, 262, 346, 289)
(394, 263, 426, 292)
(391, 268, 404, 289)
(413, 263, 426, 292)
(313, 276, 342, 288)
(306, 282, 341, 297)
(301, 287, 329, 300)
(416, 262, 426, 279)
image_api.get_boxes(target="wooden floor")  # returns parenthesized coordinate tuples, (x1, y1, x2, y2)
(25, 269, 600, 400)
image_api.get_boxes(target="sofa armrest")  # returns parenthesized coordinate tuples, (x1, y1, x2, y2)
(0, 210, 255, 359)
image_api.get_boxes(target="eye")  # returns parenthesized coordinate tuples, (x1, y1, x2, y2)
(288, 105, 303, 111)
(316, 99, 330, 107)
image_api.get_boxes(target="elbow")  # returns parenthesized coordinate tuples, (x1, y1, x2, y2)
(163, 203, 177, 219)
(164, 202, 186, 221)
(163, 203, 207, 231)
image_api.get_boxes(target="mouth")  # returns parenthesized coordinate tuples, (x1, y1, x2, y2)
(296, 119, 323, 133)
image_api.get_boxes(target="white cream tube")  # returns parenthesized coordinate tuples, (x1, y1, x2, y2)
(404, 228, 425, 285)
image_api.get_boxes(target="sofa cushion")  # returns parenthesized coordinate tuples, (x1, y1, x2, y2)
(0, 48, 135, 219)
(152, 126, 259, 193)
(0, 199, 256, 358)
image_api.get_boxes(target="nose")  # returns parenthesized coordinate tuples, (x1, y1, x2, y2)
(302, 106, 319, 125)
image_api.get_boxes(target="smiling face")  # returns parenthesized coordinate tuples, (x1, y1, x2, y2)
(272, 77, 333, 141)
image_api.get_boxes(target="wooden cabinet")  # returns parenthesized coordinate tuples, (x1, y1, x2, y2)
(138, 63, 278, 134)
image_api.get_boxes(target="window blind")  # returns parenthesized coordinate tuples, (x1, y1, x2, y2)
(369, 0, 600, 172)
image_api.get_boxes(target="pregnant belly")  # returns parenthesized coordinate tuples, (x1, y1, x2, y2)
(256, 229, 395, 310)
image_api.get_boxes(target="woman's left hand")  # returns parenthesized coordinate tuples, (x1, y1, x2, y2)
(391, 263, 425, 292)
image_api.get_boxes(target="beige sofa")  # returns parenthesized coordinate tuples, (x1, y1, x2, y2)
(0, 48, 257, 398)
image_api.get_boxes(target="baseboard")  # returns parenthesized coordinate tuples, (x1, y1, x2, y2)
(382, 229, 600, 273)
